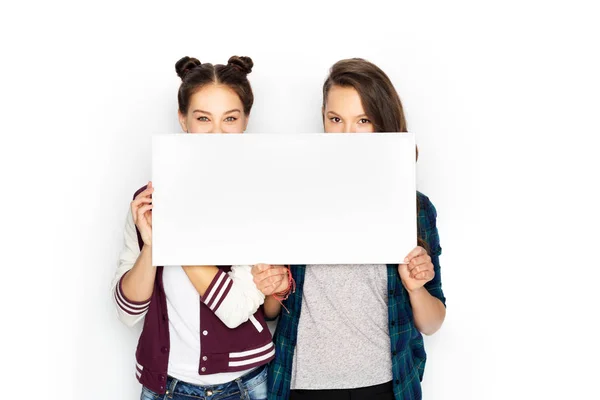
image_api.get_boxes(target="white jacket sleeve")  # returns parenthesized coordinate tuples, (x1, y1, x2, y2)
(111, 208, 150, 328)
(200, 265, 266, 329)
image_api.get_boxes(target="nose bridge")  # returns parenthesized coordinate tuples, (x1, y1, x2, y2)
(342, 121, 351, 133)
(212, 120, 222, 134)
(347, 122, 357, 133)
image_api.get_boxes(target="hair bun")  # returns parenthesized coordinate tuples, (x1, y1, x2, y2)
(175, 56, 202, 80)
(227, 56, 253, 74)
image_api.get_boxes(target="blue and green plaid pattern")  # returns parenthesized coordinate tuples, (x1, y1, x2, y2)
(268, 192, 446, 400)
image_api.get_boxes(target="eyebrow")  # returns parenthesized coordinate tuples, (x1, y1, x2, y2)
(192, 109, 241, 115)
(326, 111, 369, 119)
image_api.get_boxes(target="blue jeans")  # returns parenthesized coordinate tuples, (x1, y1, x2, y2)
(140, 365, 267, 400)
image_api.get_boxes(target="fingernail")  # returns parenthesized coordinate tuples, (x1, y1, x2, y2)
(404, 258, 408, 263)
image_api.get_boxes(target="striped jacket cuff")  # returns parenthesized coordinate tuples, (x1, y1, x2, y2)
(114, 273, 151, 315)
(201, 269, 233, 313)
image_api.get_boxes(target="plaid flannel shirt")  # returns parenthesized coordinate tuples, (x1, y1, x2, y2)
(268, 192, 446, 400)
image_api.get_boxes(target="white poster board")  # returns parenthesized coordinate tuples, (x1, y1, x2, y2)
(152, 133, 416, 266)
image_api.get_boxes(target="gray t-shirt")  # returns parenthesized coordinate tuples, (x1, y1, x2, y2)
(290, 264, 393, 390)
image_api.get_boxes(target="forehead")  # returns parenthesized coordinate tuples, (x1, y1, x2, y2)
(189, 84, 243, 111)
(325, 85, 365, 115)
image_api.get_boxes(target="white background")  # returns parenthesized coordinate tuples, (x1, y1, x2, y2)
(1, 1, 598, 399)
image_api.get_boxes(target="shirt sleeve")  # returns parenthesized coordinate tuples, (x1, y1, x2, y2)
(111, 208, 150, 327)
(200, 265, 266, 329)
(421, 195, 447, 307)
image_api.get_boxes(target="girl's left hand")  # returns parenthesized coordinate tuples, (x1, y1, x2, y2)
(398, 246, 434, 293)
(251, 264, 289, 296)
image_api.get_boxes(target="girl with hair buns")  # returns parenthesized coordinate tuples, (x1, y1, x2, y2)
(255, 58, 447, 400)
(112, 56, 289, 400)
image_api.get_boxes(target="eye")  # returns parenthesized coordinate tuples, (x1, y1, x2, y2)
(225, 116, 238, 122)
(358, 118, 371, 124)
(329, 117, 341, 123)
(197, 116, 210, 122)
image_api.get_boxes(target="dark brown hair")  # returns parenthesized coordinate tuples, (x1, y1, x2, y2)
(175, 56, 254, 115)
(323, 58, 428, 252)
(322, 58, 407, 133)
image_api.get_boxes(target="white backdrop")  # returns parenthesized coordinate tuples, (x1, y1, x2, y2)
(1, 1, 598, 399)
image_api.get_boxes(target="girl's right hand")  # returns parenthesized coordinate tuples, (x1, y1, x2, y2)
(131, 181, 154, 246)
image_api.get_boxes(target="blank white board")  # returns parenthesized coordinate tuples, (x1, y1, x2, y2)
(152, 133, 416, 266)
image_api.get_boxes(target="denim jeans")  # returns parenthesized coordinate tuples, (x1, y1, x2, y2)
(140, 365, 267, 400)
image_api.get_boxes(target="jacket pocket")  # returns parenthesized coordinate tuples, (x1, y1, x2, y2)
(249, 315, 264, 333)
